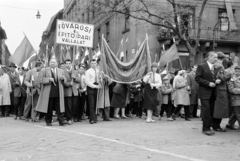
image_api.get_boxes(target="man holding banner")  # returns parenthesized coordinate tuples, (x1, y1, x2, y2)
(85, 59, 101, 124)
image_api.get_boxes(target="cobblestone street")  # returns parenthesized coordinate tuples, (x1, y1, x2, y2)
(0, 116, 239, 161)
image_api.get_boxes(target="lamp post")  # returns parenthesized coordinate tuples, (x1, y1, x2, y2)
(36, 10, 41, 19)
(212, 17, 229, 50)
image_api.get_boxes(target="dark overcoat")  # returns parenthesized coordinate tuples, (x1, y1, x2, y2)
(35, 67, 66, 113)
(213, 67, 231, 118)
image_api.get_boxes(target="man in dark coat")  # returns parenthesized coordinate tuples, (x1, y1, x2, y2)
(13, 67, 27, 120)
(187, 65, 199, 118)
(195, 51, 223, 136)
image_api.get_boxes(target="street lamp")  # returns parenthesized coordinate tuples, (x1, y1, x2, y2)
(36, 10, 41, 19)
(212, 17, 229, 50)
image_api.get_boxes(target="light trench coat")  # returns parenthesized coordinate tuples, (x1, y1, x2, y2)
(173, 75, 190, 107)
(0, 73, 12, 105)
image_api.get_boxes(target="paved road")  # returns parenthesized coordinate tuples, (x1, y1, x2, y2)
(0, 116, 239, 161)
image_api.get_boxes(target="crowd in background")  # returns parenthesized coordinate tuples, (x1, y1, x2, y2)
(0, 51, 239, 135)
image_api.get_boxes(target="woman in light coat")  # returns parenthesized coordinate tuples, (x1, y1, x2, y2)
(172, 70, 191, 121)
(0, 68, 12, 117)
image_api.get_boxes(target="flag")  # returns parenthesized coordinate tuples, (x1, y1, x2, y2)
(51, 46, 56, 59)
(159, 44, 179, 68)
(81, 48, 89, 64)
(27, 54, 38, 68)
(120, 51, 124, 62)
(65, 46, 72, 61)
(9, 36, 35, 66)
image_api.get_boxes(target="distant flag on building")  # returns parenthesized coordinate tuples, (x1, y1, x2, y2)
(65, 46, 72, 61)
(51, 46, 56, 59)
(9, 36, 35, 66)
(120, 51, 124, 62)
(27, 54, 38, 68)
(159, 44, 179, 68)
(81, 48, 89, 64)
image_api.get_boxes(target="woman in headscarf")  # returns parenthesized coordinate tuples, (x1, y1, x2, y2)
(143, 63, 162, 123)
(172, 70, 191, 121)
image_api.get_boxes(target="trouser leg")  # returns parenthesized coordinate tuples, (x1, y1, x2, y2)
(64, 97, 73, 121)
(87, 88, 97, 121)
(184, 106, 190, 119)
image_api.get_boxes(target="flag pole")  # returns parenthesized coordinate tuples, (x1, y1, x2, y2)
(22, 32, 44, 66)
(173, 37, 183, 69)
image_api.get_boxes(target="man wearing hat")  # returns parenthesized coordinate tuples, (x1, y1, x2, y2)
(13, 67, 27, 120)
(226, 65, 240, 130)
(5, 63, 17, 116)
(217, 52, 232, 69)
(62, 59, 80, 125)
(187, 65, 199, 118)
(74, 63, 87, 122)
(23, 61, 43, 122)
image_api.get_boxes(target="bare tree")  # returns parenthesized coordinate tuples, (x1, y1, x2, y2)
(85, 0, 209, 66)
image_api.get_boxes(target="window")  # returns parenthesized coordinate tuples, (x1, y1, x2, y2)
(218, 9, 229, 31)
(172, 53, 190, 70)
(87, 9, 90, 23)
(98, 28, 101, 45)
(82, 13, 85, 22)
(122, 7, 130, 33)
(106, 22, 110, 42)
(177, 5, 195, 36)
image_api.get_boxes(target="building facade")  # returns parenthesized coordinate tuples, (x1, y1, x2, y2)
(62, 0, 240, 69)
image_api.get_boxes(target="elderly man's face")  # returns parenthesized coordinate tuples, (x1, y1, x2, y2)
(50, 59, 58, 68)
(208, 53, 218, 64)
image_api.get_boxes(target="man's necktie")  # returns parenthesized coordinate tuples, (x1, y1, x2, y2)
(80, 74, 83, 89)
(153, 72, 156, 84)
(94, 69, 98, 83)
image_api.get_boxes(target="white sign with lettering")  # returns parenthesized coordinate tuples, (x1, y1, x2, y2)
(56, 20, 94, 48)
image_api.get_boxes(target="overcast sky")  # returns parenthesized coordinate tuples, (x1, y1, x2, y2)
(0, 0, 63, 54)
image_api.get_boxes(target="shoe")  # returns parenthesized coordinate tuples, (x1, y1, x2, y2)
(121, 116, 128, 119)
(32, 119, 40, 122)
(167, 118, 173, 121)
(203, 131, 215, 136)
(213, 128, 226, 132)
(146, 120, 152, 123)
(103, 119, 112, 121)
(193, 116, 199, 118)
(46, 123, 52, 126)
(73, 119, 78, 122)
(5, 114, 9, 117)
(19, 116, 25, 120)
(172, 114, 176, 120)
(68, 120, 73, 125)
(158, 116, 162, 120)
(226, 124, 237, 130)
(151, 119, 155, 123)
(89, 121, 95, 124)
(94, 120, 98, 123)
(113, 116, 120, 119)
(185, 118, 191, 121)
(189, 115, 193, 118)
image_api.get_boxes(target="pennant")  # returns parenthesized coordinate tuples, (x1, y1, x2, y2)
(9, 36, 35, 66)
(159, 44, 179, 68)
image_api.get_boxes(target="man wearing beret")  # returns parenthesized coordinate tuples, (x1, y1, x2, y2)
(23, 61, 43, 122)
(226, 66, 240, 130)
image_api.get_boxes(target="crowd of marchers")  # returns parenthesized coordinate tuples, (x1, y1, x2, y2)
(0, 51, 239, 136)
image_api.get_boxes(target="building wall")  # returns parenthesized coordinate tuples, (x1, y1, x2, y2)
(62, 0, 240, 67)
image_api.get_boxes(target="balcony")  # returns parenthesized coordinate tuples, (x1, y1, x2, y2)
(157, 28, 240, 43)
(189, 28, 240, 43)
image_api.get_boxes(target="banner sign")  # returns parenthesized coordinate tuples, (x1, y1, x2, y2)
(56, 20, 94, 48)
(100, 38, 151, 83)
